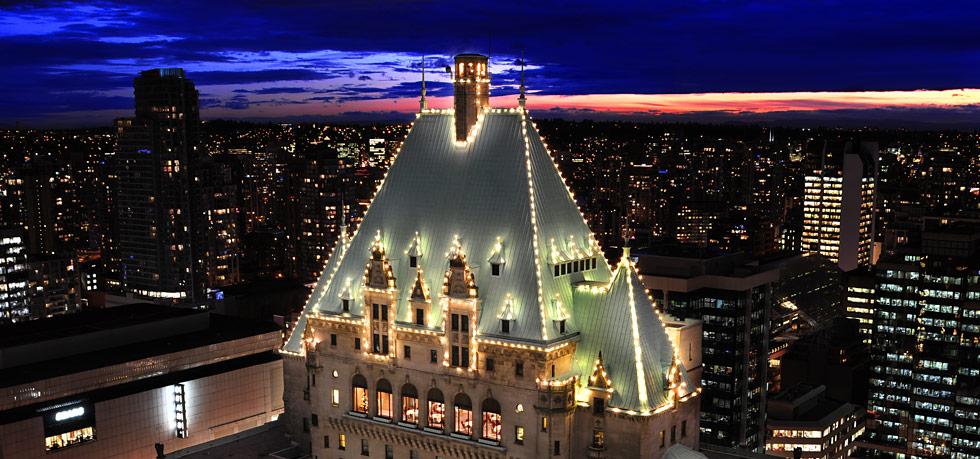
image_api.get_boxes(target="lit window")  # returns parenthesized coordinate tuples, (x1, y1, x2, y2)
(45, 427, 95, 451)
(593, 430, 605, 448)
(352, 375, 369, 414)
(401, 384, 419, 425)
(332, 389, 340, 406)
(427, 388, 445, 429)
(515, 426, 525, 444)
(481, 398, 502, 441)
(376, 379, 393, 419)
(454, 393, 473, 436)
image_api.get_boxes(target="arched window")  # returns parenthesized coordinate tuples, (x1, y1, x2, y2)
(352, 374, 368, 414)
(481, 398, 502, 441)
(376, 379, 393, 419)
(454, 393, 473, 436)
(427, 388, 445, 429)
(401, 384, 419, 425)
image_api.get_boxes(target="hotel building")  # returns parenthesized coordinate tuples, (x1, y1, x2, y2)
(281, 53, 703, 459)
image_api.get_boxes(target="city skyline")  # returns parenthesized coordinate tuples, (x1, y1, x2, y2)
(5, 1, 980, 127)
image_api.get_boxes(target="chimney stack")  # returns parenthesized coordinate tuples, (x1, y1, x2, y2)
(452, 54, 490, 142)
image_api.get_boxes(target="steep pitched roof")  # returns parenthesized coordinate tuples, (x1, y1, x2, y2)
(572, 254, 678, 413)
(283, 108, 685, 412)
(285, 110, 609, 350)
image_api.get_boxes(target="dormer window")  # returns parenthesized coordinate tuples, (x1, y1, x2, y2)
(491, 263, 501, 276)
(410, 256, 418, 268)
(558, 319, 567, 334)
(342, 299, 350, 313)
(501, 319, 510, 334)
(415, 308, 425, 326)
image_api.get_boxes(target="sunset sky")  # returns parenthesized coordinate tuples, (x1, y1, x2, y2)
(3, 0, 980, 127)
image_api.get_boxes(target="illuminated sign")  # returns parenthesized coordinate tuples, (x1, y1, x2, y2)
(54, 406, 85, 422)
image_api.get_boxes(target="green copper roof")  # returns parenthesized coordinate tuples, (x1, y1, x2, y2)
(572, 258, 679, 412)
(284, 109, 684, 412)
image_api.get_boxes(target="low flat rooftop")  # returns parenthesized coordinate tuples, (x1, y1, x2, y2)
(0, 303, 198, 348)
(0, 304, 280, 388)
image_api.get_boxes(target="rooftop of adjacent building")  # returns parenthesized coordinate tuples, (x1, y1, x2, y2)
(768, 384, 860, 426)
(0, 303, 280, 387)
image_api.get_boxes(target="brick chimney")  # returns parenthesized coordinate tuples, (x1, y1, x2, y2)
(453, 54, 490, 142)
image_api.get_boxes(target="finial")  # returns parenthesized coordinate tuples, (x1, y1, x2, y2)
(419, 55, 427, 112)
(518, 50, 527, 109)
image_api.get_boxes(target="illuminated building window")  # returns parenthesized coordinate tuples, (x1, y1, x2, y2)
(515, 425, 525, 444)
(376, 379, 393, 419)
(45, 426, 95, 451)
(593, 430, 605, 449)
(401, 384, 419, 425)
(481, 398, 502, 441)
(332, 389, 340, 406)
(339, 433, 347, 450)
(541, 416, 549, 432)
(454, 393, 473, 436)
(352, 374, 369, 414)
(427, 388, 445, 429)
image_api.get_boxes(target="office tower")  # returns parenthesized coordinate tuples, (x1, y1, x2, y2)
(113, 69, 201, 303)
(675, 201, 723, 248)
(867, 217, 980, 458)
(843, 268, 875, 343)
(196, 158, 241, 289)
(802, 141, 877, 272)
(765, 385, 865, 459)
(0, 228, 29, 322)
(637, 251, 777, 451)
(367, 138, 386, 167)
(282, 54, 702, 459)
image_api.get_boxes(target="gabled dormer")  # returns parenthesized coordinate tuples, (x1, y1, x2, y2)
(498, 294, 516, 334)
(444, 237, 477, 299)
(407, 232, 422, 268)
(488, 238, 505, 276)
(409, 269, 430, 327)
(366, 231, 396, 290)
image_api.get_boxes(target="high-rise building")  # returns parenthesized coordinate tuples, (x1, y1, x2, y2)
(196, 158, 241, 289)
(26, 254, 81, 319)
(636, 250, 776, 451)
(113, 69, 201, 303)
(866, 217, 980, 458)
(0, 228, 29, 322)
(281, 54, 703, 459)
(843, 268, 875, 343)
(113, 69, 239, 304)
(802, 141, 877, 272)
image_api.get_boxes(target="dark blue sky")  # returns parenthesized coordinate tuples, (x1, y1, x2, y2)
(3, 0, 980, 127)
